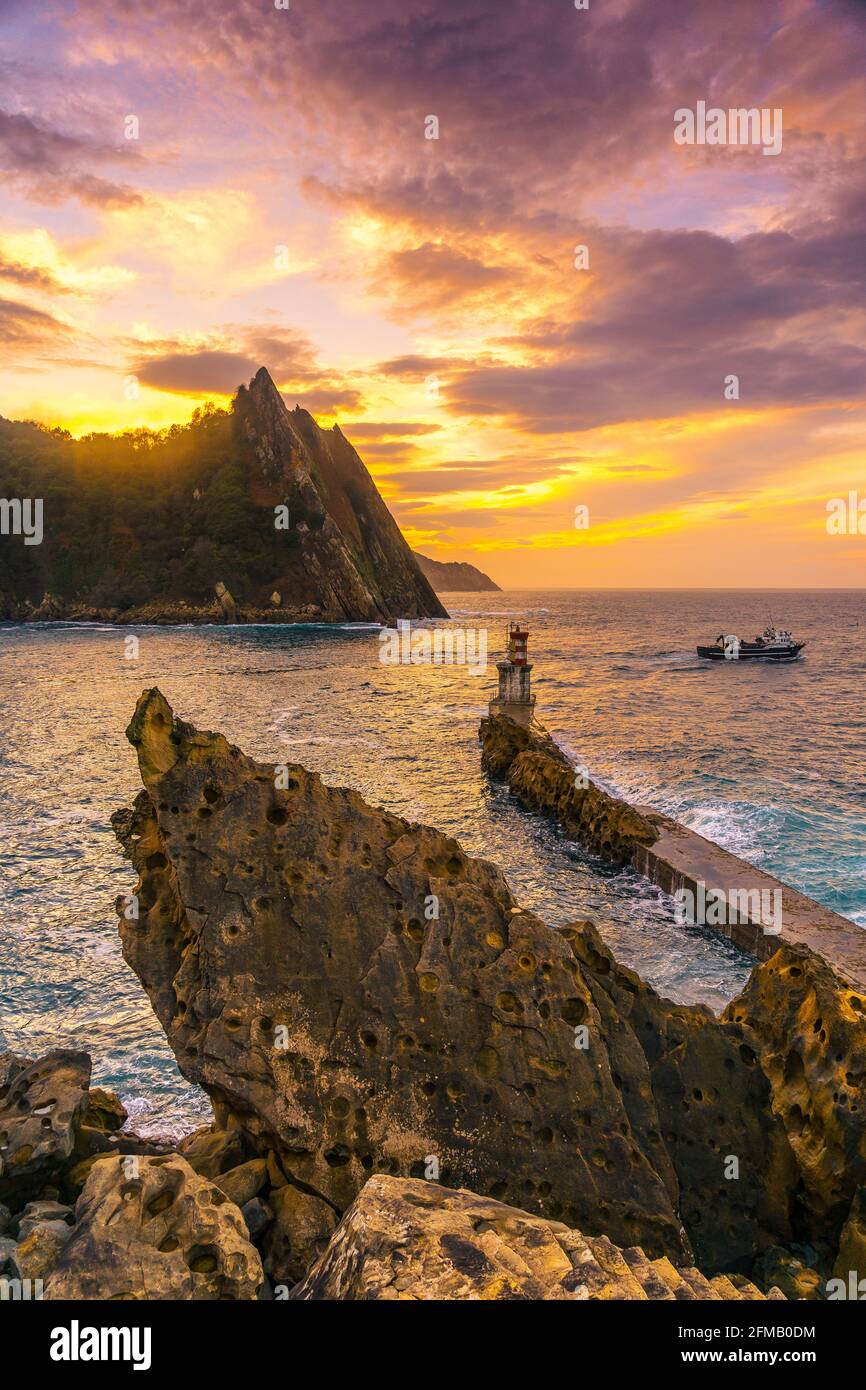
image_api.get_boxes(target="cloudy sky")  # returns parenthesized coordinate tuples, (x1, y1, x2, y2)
(1, 0, 864, 585)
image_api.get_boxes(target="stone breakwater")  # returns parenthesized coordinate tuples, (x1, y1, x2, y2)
(479, 714, 659, 865)
(479, 712, 866, 991)
(1, 690, 864, 1300)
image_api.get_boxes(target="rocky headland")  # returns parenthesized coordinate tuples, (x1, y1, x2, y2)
(412, 552, 502, 593)
(0, 368, 446, 626)
(1, 690, 863, 1301)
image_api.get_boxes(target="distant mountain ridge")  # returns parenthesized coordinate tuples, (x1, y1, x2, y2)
(413, 552, 501, 593)
(0, 367, 447, 625)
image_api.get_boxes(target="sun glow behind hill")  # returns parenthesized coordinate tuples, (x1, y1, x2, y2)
(0, 0, 864, 587)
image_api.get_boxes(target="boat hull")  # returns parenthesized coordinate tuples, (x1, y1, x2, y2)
(697, 642, 805, 661)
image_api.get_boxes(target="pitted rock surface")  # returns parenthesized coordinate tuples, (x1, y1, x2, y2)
(47, 1153, 263, 1300)
(724, 944, 866, 1260)
(113, 690, 699, 1260)
(292, 1176, 785, 1301)
(110, 689, 856, 1275)
(0, 1050, 91, 1207)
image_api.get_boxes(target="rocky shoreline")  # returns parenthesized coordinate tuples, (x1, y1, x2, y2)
(1, 593, 329, 626)
(2, 690, 864, 1300)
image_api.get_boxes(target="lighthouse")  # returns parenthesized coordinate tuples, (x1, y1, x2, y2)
(488, 622, 536, 725)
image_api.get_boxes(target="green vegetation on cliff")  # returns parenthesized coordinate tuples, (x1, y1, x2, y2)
(0, 404, 262, 611)
(0, 369, 446, 623)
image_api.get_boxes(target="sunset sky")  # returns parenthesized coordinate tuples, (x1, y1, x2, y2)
(1, 0, 864, 586)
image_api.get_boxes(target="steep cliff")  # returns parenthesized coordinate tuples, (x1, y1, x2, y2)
(233, 370, 447, 622)
(0, 368, 446, 624)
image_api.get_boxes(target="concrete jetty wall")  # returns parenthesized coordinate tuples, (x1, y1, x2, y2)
(632, 808, 866, 989)
(480, 713, 866, 992)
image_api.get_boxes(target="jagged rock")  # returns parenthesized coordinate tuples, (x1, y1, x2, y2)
(241, 1197, 273, 1243)
(0, 1202, 10, 1235)
(30, 593, 64, 621)
(291, 1176, 784, 1301)
(723, 944, 866, 1243)
(64, 1150, 102, 1187)
(0, 1050, 91, 1208)
(46, 1154, 263, 1301)
(479, 714, 657, 864)
(63, 1130, 174, 1200)
(178, 1126, 253, 1179)
(113, 690, 696, 1261)
(233, 368, 447, 622)
(83, 1087, 127, 1134)
(65, 1154, 107, 1197)
(260, 1183, 338, 1288)
(214, 581, 237, 623)
(564, 922, 798, 1272)
(0, 1236, 17, 1274)
(70, 1126, 118, 1164)
(109, 689, 837, 1278)
(0, 1054, 25, 1088)
(753, 1245, 824, 1300)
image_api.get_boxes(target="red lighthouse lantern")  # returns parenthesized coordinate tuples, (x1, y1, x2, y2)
(507, 622, 529, 666)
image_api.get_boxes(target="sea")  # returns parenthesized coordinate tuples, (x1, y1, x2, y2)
(1, 588, 864, 1136)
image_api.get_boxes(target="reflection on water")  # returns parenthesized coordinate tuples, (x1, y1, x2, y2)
(1, 588, 862, 1135)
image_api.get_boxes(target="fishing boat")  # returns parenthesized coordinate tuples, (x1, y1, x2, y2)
(696, 625, 805, 661)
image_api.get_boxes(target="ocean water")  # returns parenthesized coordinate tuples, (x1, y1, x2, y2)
(1, 588, 863, 1136)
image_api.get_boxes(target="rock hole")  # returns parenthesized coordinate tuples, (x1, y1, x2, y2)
(186, 1245, 219, 1274)
(147, 1190, 175, 1217)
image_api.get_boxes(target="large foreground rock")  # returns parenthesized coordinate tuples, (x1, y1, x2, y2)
(292, 1176, 783, 1301)
(111, 689, 835, 1276)
(47, 1154, 263, 1300)
(481, 709, 866, 1278)
(724, 944, 866, 1264)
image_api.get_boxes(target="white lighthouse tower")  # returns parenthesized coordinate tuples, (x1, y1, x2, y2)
(488, 622, 536, 725)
